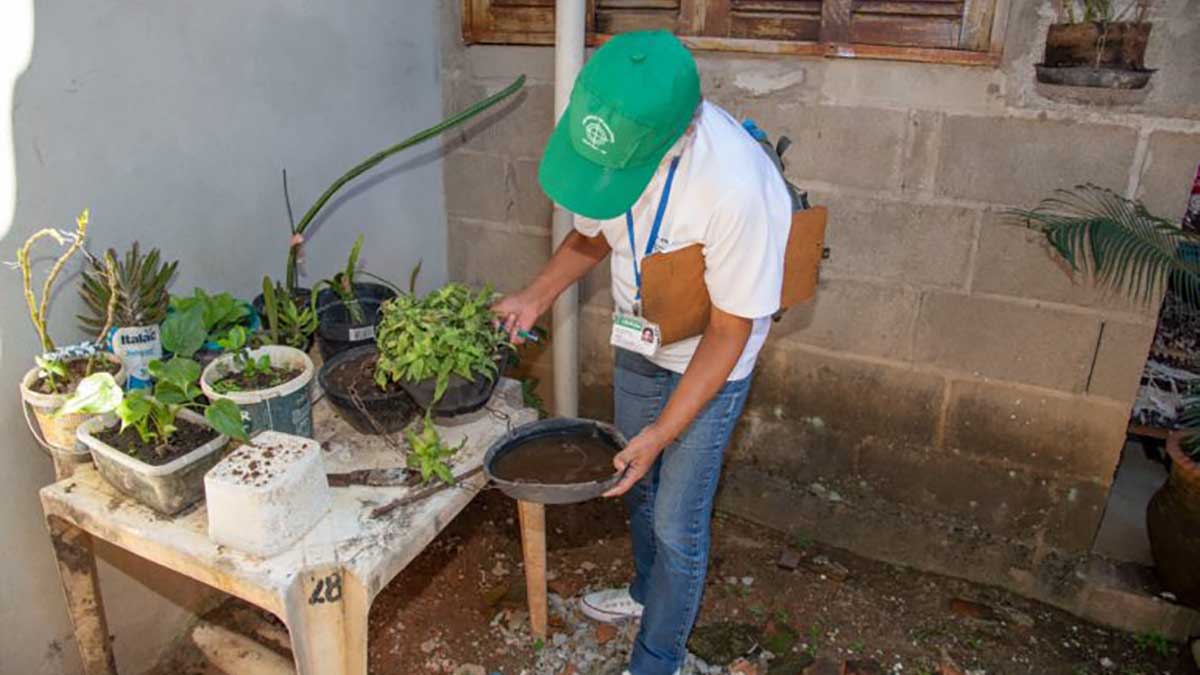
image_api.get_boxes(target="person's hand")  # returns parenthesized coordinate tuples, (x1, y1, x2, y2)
(492, 288, 548, 344)
(603, 426, 670, 498)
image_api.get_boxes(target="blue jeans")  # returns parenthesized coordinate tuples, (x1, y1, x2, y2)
(613, 349, 753, 675)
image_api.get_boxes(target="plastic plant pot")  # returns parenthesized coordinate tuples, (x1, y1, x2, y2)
(77, 408, 230, 515)
(314, 281, 397, 311)
(317, 344, 419, 435)
(400, 348, 511, 418)
(200, 345, 316, 438)
(20, 353, 127, 461)
(316, 298, 385, 361)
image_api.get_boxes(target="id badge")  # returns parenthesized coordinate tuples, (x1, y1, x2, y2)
(611, 311, 661, 356)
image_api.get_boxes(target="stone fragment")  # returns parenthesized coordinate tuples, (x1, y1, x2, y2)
(596, 623, 618, 645)
(778, 549, 802, 571)
(946, 598, 1000, 622)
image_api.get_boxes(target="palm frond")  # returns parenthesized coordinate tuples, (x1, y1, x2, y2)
(1008, 184, 1200, 308)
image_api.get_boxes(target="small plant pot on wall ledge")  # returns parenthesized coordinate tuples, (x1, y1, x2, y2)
(77, 408, 230, 515)
(200, 345, 315, 439)
(1146, 433, 1200, 608)
(1037, 22, 1155, 89)
(317, 344, 418, 435)
(20, 353, 126, 462)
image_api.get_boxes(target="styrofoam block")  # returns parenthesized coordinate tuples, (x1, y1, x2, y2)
(205, 431, 331, 557)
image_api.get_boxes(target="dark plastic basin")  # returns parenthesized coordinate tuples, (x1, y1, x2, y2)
(484, 417, 626, 505)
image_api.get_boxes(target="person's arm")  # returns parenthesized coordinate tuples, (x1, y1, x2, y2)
(603, 306, 751, 497)
(492, 230, 611, 343)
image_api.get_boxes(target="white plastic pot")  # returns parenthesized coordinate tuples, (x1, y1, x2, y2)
(200, 345, 315, 438)
(78, 408, 230, 515)
(20, 353, 127, 462)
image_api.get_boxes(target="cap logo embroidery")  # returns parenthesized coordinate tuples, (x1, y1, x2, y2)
(581, 115, 615, 154)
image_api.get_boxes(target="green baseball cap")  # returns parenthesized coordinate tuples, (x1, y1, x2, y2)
(538, 30, 700, 220)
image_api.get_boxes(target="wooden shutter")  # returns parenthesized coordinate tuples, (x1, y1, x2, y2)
(462, 0, 1006, 64)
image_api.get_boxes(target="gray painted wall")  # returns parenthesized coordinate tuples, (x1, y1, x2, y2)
(3, 1, 445, 672)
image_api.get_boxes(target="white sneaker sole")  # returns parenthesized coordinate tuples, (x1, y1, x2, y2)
(579, 596, 643, 624)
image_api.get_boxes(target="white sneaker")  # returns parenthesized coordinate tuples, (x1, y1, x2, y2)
(580, 587, 644, 624)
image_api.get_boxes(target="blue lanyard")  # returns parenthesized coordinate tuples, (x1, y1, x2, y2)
(625, 155, 681, 300)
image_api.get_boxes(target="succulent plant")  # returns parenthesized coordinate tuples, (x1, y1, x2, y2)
(79, 243, 177, 333)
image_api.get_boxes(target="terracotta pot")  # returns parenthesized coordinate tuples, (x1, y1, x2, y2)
(1146, 433, 1200, 607)
(1043, 22, 1152, 70)
(19, 353, 127, 456)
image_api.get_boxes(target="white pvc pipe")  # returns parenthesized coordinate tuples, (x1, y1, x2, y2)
(551, 0, 586, 417)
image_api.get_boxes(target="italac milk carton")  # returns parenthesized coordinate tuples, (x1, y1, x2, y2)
(111, 324, 162, 389)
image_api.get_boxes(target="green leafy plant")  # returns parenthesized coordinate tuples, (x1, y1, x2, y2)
(1012, 185, 1200, 459)
(318, 234, 367, 324)
(34, 355, 69, 394)
(163, 288, 251, 357)
(1133, 630, 1173, 657)
(209, 326, 279, 394)
(59, 365, 247, 457)
(283, 76, 527, 292)
(374, 283, 510, 403)
(403, 415, 464, 486)
(79, 242, 177, 333)
(1011, 184, 1198, 307)
(261, 276, 318, 349)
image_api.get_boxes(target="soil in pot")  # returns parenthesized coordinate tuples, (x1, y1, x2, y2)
(31, 357, 120, 395)
(317, 299, 384, 360)
(319, 345, 418, 435)
(490, 431, 619, 484)
(214, 366, 303, 393)
(95, 417, 219, 466)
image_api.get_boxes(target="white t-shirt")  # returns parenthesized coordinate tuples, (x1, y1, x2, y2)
(575, 101, 792, 381)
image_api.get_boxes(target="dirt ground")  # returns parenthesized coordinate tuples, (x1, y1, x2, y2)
(154, 490, 1197, 675)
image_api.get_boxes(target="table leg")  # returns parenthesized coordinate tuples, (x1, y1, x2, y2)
(47, 517, 117, 675)
(285, 566, 369, 675)
(517, 500, 548, 639)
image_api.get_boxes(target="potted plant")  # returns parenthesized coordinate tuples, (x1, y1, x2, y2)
(15, 210, 127, 459)
(61, 351, 248, 514)
(314, 235, 398, 359)
(374, 283, 511, 416)
(273, 76, 525, 297)
(259, 276, 318, 353)
(79, 242, 177, 389)
(1037, 0, 1155, 89)
(165, 288, 258, 365)
(200, 325, 316, 438)
(1013, 184, 1199, 605)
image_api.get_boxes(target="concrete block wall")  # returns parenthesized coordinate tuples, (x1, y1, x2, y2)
(439, 0, 1200, 591)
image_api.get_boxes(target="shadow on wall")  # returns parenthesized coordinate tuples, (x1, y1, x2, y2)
(3, 0, 446, 672)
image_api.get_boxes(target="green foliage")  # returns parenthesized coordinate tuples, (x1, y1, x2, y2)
(1133, 630, 1173, 657)
(1058, 0, 1149, 22)
(521, 378, 548, 419)
(318, 235, 366, 324)
(163, 288, 251, 357)
(211, 326, 288, 394)
(1011, 185, 1200, 308)
(404, 415, 463, 486)
(1014, 185, 1200, 459)
(59, 359, 248, 457)
(374, 283, 510, 404)
(261, 277, 317, 349)
(78, 242, 177, 332)
(35, 354, 68, 394)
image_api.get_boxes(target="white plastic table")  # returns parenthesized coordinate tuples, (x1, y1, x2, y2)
(40, 379, 534, 675)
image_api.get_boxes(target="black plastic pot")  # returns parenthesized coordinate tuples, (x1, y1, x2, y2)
(317, 344, 418, 435)
(251, 286, 317, 353)
(315, 281, 397, 311)
(252, 286, 313, 322)
(401, 350, 509, 417)
(317, 298, 384, 360)
(484, 417, 626, 505)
